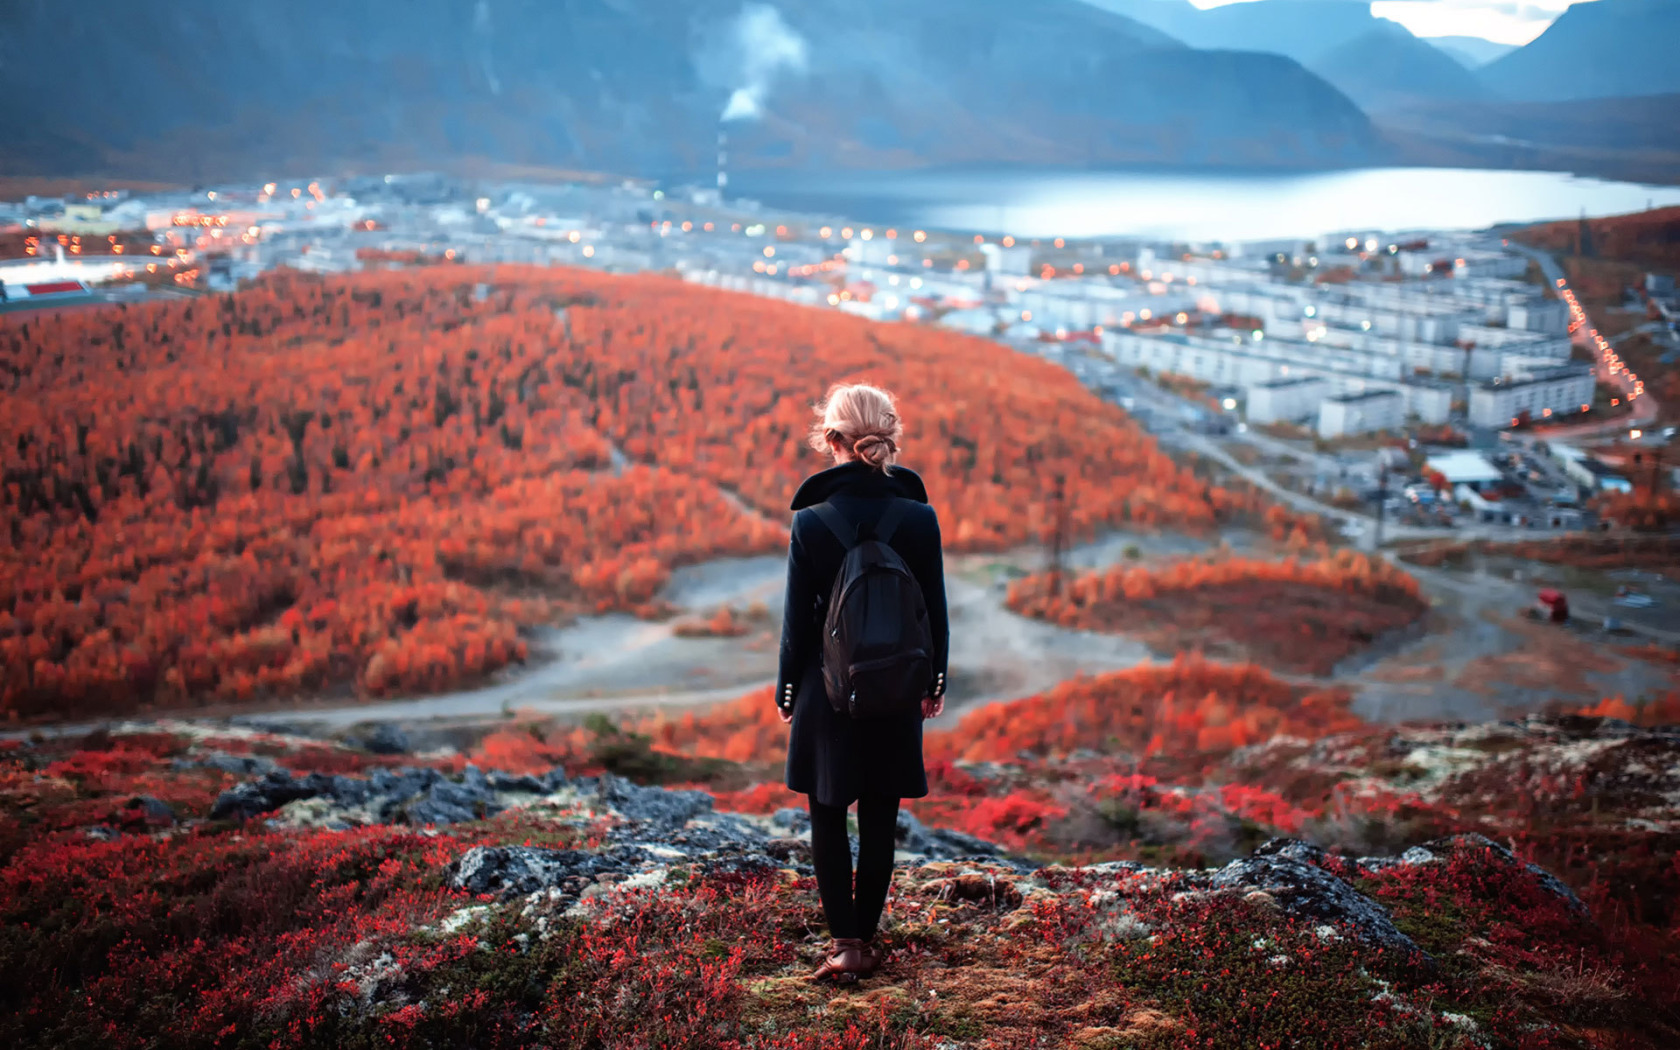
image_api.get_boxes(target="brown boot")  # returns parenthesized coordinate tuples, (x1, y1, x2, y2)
(858, 938, 887, 975)
(811, 937, 868, 982)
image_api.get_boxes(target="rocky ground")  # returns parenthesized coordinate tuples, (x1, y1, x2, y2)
(3, 711, 1678, 1049)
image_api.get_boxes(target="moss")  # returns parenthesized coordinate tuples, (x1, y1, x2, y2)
(740, 975, 825, 1032)
(581, 715, 739, 785)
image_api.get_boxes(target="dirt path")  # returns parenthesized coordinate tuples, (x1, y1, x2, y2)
(17, 529, 1662, 743)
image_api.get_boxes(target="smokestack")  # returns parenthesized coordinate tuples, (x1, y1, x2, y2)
(717, 127, 729, 196)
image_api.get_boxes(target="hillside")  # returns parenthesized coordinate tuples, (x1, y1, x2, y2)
(0, 264, 1296, 721)
(1089, 0, 1391, 66)
(1425, 35, 1516, 69)
(1480, 0, 1680, 103)
(1376, 93, 1680, 186)
(1308, 25, 1497, 112)
(0, 0, 1381, 180)
(1514, 204, 1680, 273)
(3, 682, 1677, 1048)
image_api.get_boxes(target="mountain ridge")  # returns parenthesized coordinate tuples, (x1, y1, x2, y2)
(1481, 0, 1680, 102)
(0, 0, 1383, 181)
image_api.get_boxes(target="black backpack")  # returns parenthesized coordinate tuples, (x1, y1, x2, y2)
(809, 498, 934, 720)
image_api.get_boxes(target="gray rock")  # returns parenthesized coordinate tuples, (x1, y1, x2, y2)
(176, 751, 281, 777)
(1253, 838, 1328, 867)
(450, 845, 650, 898)
(354, 724, 412, 755)
(588, 773, 714, 828)
(125, 795, 177, 825)
(1209, 850, 1424, 959)
(770, 807, 810, 836)
(210, 770, 328, 821)
(897, 809, 1024, 867)
(487, 770, 552, 794)
(405, 795, 481, 827)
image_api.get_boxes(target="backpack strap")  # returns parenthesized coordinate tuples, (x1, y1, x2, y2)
(809, 502, 858, 549)
(873, 498, 913, 545)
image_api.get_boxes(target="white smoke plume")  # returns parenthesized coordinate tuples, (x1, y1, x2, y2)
(717, 4, 808, 122)
(474, 0, 502, 96)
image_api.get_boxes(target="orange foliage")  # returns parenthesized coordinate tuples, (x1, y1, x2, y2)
(354, 247, 460, 267)
(1006, 552, 1427, 675)
(1515, 206, 1680, 275)
(1592, 490, 1680, 533)
(628, 687, 788, 767)
(1, 264, 1234, 719)
(1572, 693, 1680, 727)
(625, 657, 1356, 771)
(926, 656, 1359, 764)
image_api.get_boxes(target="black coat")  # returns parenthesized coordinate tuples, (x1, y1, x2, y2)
(777, 461, 949, 807)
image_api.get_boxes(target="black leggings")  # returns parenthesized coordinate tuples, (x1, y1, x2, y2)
(808, 795, 900, 941)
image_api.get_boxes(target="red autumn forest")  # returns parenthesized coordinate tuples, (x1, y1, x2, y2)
(1005, 552, 1428, 675)
(0, 265, 1268, 720)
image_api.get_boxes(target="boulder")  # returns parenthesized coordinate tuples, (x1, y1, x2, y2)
(587, 773, 713, 829)
(1209, 845, 1423, 959)
(450, 845, 651, 898)
(125, 795, 177, 826)
(352, 724, 412, 755)
(175, 752, 281, 777)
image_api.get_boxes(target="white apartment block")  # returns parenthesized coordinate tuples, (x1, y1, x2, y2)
(1506, 299, 1569, 334)
(1318, 391, 1405, 438)
(1467, 366, 1597, 428)
(1103, 329, 1451, 424)
(1245, 376, 1330, 424)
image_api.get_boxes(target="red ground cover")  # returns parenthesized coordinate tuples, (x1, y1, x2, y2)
(4, 714, 1678, 1048)
(1006, 553, 1428, 675)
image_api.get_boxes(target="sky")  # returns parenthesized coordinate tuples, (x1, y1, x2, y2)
(1185, 0, 1579, 45)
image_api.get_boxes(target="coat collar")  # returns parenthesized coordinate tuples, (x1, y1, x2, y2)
(790, 461, 929, 510)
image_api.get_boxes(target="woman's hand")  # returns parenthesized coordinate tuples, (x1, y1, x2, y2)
(921, 694, 944, 720)
(777, 705, 794, 725)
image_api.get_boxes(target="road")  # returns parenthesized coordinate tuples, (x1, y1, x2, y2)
(1506, 241, 1660, 441)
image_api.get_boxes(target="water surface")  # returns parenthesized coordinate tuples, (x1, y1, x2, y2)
(733, 167, 1680, 240)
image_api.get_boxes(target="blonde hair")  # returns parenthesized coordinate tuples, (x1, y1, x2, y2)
(808, 383, 904, 472)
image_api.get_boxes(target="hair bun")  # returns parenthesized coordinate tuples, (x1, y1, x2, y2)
(852, 434, 896, 466)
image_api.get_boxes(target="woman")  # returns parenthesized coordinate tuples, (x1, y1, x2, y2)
(775, 383, 949, 982)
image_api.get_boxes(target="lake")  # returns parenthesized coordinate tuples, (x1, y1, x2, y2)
(730, 167, 1680, 241)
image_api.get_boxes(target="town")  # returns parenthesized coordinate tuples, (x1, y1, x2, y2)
(3, 171, 1673, 548)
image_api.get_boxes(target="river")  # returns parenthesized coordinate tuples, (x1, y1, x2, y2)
(729, 167, 1680, 241)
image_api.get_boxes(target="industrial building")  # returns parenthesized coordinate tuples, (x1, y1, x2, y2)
(1467, 365, 1596, 428)
(1425, 451, 1503, 492)
(1317, 390, 1404, 438)
(1550, 444, 1633, 493)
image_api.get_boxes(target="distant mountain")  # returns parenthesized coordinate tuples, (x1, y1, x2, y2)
(1425, 36, 1516, 70)
(1309, 24, 1497, 112)
(1088, 0, 1396, 66)
(1079, 0, 1205, 43)
(0, 0, 1382, 180)
(1481, 0, 1680, 102)
(1087, 1, 1493, 110)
